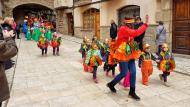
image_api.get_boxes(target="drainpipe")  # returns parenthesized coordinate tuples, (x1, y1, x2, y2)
(72, 0, 74, 36)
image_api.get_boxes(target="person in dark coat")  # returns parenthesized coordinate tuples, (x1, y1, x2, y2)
(134, 16, 146, 51)
(0, 17, 18, 107)
(16, 23, 21, 39)
(110, 20, 117, 39)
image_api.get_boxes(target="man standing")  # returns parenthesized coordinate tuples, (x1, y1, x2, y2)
(134, 16, 146, 51)
(110, 20, 117, 39)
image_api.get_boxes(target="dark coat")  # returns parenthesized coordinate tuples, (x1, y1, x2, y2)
(110, 23, 117, 39)
(0, 27, 18, 102)
(134, 22, 145, 43)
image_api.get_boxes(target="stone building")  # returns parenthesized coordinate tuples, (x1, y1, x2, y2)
(2, 0, 190, 55)
(55, 0, 189, 55)
(3, 0, 55, 24)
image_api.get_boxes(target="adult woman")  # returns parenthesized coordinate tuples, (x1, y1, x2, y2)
(0, 17, 18, 107)
(107, 15, 149, 101)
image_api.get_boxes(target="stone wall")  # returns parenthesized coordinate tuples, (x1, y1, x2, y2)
(155, 0, 172, 51)
(4, 0, 54, 17)
(56, 9, 69, 35)
(74, 27, 94, 39)
(100, 26, 110, 40)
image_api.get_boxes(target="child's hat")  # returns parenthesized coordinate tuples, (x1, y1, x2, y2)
(124, 17, 135, 23)
(143, 43, 150, 50)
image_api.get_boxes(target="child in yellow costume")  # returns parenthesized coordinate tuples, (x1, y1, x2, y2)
(138, 43, 157, 86)
(158, 43, 175, 87)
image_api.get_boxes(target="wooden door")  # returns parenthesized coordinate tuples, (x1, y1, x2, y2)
(95, 12, 100, 40)
(173, 0, 190, 55)
(67, 13, 74, 35)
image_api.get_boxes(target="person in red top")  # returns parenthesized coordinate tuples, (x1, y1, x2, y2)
(107, 15, 149, 101)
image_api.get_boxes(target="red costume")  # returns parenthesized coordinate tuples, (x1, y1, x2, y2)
(114, 24, 148, 61)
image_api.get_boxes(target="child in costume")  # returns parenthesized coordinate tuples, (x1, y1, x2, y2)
(45, 26, 52, 41)
(158, 43, 175, 87)
(82, 38, 92, 72)
(38, 33, 49, 56)
(33, 18, 41, 42)
(51, 32, 62, 56)
(106, 39, 117, 77)
(85, 43, 102, 83)
(138, 43, 157, 86)
(26, 26, 31, 40)
(79, 36, 88, 60)
(102, 38, 110, 72)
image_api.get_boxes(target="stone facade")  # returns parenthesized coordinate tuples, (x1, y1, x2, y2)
(74, 27, 94, 39)
(3, 0, 54, 17)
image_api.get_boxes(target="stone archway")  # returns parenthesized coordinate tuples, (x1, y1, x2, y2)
(3, 0, 54, 17)
(12, 4, 55, 24)
(118, 5, 140, 27)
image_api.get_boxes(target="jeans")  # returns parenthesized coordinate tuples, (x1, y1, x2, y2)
(112, 60, 136, 88)
(93, 66, 98, 79)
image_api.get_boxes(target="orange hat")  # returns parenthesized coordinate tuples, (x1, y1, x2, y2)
(143, 43, 150, 50)
(124, 19, 135, 23)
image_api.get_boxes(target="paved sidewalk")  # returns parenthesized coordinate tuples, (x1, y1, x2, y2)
(60, 34, 190, 75)
(6, 35, 190, 107)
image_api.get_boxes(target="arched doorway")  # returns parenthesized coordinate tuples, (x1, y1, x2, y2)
(13, 4, 55, 25)
(118, 5, 140, 27)
(83, 8, 100, 39)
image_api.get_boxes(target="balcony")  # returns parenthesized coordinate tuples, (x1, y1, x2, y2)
(74, 0, 92, 6)
(54, 0, 73, 9)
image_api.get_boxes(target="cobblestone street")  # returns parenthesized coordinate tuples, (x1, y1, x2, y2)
(4, 35, 190, 107)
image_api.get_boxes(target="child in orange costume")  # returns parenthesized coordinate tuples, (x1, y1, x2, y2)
(138, 43, 157, 86)
(158, 43, 175, 87)
(106, 39, 117, 77)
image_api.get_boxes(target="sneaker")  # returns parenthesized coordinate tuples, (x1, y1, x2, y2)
(107, 82, 116, 93)
(93, 79, 98, 83)
(143, 83, 148, 86)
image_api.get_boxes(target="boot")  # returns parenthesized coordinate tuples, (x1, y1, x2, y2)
(129, 87, 141, 101)
(107, 81, 116, 93)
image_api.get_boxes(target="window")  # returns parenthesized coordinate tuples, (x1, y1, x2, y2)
(83, 8, 99, 30)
